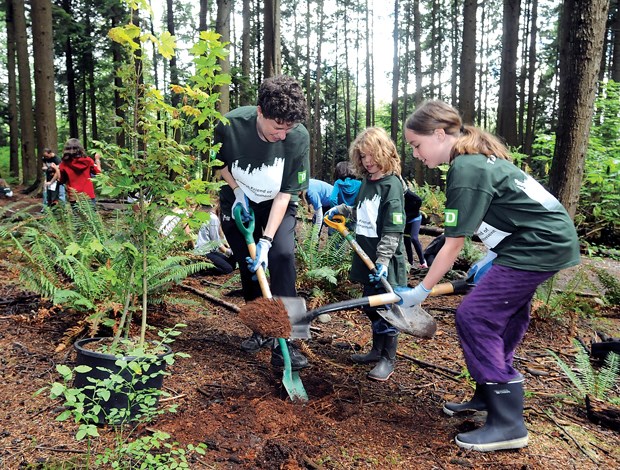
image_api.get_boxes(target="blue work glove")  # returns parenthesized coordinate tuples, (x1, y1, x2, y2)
(395, 283, 432, 307)
(246, 236, 272, 273)
(325, 205, 343, 221)
(369, 263, 388, 285)
(467, 250, 497, 284)
(232, 186, 252, 222)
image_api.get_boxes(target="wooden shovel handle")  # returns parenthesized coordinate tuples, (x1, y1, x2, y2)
(247, 241, 272, 299)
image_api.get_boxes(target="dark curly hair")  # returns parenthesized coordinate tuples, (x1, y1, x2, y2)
(257, 75, 308, 124)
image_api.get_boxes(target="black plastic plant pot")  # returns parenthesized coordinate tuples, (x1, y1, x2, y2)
(73, 337, 172, 425)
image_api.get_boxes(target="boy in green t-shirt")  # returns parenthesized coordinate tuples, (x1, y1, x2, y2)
(215, 75, 310, 371)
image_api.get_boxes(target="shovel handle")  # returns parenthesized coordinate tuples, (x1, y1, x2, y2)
(246, 241, 272, 299)
(234, 205, 271, 299)
(324, 215, 377, 272)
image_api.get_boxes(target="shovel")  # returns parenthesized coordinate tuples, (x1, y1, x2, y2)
(323, 214, 437, 337)
(233, 205, 308, 402)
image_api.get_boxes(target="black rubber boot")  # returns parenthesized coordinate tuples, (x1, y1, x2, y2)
(351, 333, 385, 364)
(271, 340, 309, 371)
(367, 334, 398, 381)
(455, 379, 528, 452)
(240, 332, 266, 353)
(443, 383, 487, 416)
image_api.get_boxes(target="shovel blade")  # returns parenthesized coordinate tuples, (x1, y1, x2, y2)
(277, 338, 308, 402)
(379, 304, 437, 338)
(279, 297, 311, 340)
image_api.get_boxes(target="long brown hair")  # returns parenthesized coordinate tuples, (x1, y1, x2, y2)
(349, 127, 402, 177)
(405, 100, 511, 161)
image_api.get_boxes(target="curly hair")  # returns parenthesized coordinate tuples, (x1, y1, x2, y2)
(257, 75, 308, 124)
(349, 127, 401, 178)
(405, 100, 511, 161)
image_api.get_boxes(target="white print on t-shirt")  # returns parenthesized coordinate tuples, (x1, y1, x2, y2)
(475, 221, 512, 249)
(355, 194, 380, 238)
(514, 171, 562, 211)
(231, 158, 285, 203)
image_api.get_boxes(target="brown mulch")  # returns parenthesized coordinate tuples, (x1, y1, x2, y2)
(1, 189, 620, 469)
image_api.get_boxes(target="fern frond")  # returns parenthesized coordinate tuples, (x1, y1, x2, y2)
(597, 352, 620, 400)
(548, 347, 587, 398)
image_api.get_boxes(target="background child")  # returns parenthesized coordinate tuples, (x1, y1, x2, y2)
(194, 204, 236, 275)
(58, 138, 101, 204)
(404, 184, 427, 269)
(330, 161, 361, 207)
(326, 127, 407, 382)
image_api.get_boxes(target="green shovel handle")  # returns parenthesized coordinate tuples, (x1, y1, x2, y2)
(233, 204, 255, 245)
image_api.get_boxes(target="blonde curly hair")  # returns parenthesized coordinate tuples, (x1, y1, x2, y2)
(349, 127, 401, 178)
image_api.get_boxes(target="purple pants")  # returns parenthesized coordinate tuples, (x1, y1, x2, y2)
(455, 264, 556, 383)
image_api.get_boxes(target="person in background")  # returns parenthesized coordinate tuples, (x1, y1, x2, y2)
(326, 127, 407, 382)
(58, 138, 101, 205)
(330, 161, 361, 208)
(194, 204, 236, 275)
(0, 178, 13, 198)
(42, 148, 65, 208)
(403, 184, 427, 269)
(397, 100, 580, 452)
(302, 178, 333, 232)
(215, 75, 310, 371)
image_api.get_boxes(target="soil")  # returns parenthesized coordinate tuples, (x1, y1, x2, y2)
(1, 190, 620, 469)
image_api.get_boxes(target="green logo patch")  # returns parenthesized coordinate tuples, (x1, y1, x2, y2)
(392, 212, 404, 225)
(444, 209, 458, 227)
(298, 170, 307, 184)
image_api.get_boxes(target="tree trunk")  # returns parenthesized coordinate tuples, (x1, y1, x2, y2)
(523, 0, 538, 156)
(167, 0, 181, 142)
(364, 0, 371, 126)
(611, 0, 620, 81)
(459, 0, 477, 124)
(63, 0, 78, 139)
(390, 0, 400, 142)
(85, 12, 97, 142)
(32, 0, 58, 158)
(6, 0, 20, 178)
(263, 0, 281, 78)
(216, 0, 232, 114)
(413, 0, 424, 184)
(497, 0, 520, 147)
(13, 0, 37, 184)
(240, 0, 252, 105)
(312, 0, 324, 178)
(550, 0, 609, 217)
(112, 3, 126, 148)
(199, 0, 209, 31)
(343, 0, 351, 149)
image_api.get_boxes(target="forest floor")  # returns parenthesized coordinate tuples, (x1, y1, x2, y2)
(1, 190, 620, 469)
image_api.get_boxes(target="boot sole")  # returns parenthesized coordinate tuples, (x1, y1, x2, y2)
(442, 405, 487, 417)
(455, 435, 528, 452)
(367, 370, 394, 382)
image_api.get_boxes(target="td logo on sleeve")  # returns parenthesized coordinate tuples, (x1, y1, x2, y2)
(444, 209, 458, 227)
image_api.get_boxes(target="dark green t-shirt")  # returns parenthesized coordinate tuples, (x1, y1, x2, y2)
(444, 154, 580, 271)
(350, 175, 407, 286)
(215, 106, 310, 215)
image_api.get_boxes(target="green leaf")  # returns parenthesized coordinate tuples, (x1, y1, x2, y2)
(74, 365, 93, 374)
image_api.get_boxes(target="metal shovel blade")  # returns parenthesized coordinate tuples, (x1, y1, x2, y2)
(378, 303, 437, 338)
(277, 338, 308, 402)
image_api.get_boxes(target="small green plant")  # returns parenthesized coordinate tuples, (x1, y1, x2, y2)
(95, 430, 206, 469)
(593, 267, 620, 306)
(295, 211, 352, 298)
(533, 268, 596, 321)
(548, 339, 620, 405)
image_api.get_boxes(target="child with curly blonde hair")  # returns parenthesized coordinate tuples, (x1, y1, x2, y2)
(326, 127, 407, 381)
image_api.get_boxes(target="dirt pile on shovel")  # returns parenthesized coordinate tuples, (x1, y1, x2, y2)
(238, 297, 292, 338)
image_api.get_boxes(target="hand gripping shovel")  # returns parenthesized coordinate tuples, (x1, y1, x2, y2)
(233, 205, 308, 402)
(323, 215, 437, 338)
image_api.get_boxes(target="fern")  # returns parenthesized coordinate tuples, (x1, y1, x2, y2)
(548, 339, 620, 403)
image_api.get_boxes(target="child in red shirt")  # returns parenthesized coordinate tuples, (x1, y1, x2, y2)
(58, 138, 101, 203)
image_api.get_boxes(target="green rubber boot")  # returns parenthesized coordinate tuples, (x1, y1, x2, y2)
(351, 333, 385, 364)
(367, 334, 398, 382)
